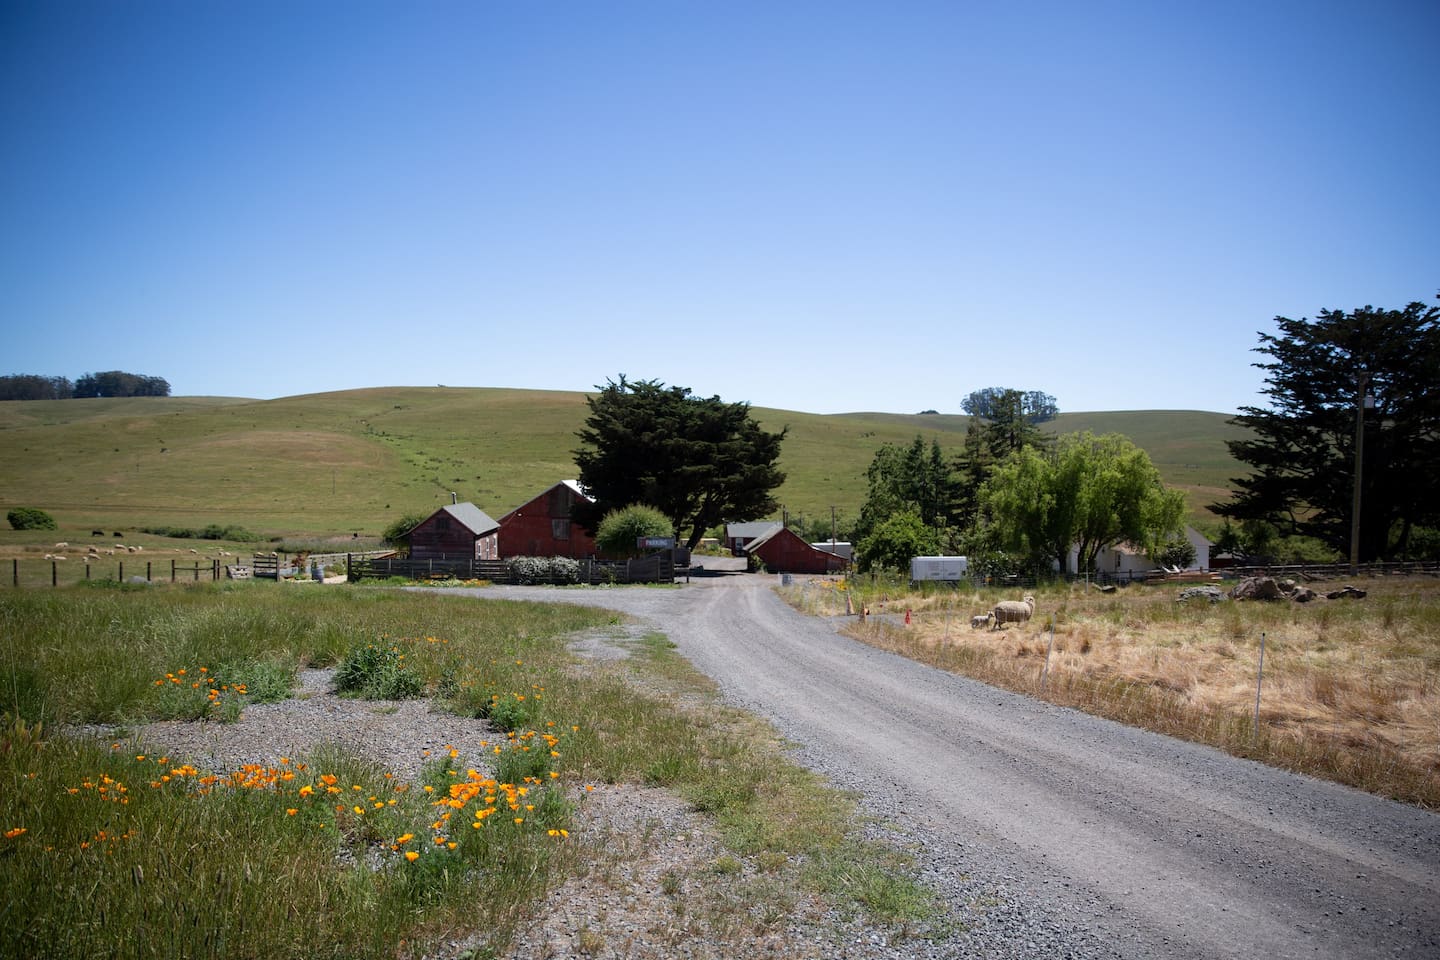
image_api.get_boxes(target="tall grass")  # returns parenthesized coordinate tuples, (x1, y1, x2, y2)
(789, 574, 1440, 808)
(3, 582, 942, 958)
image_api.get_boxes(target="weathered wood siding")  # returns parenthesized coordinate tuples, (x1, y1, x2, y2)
(409, 513, 498, 560)
(498, 484, 597, 558)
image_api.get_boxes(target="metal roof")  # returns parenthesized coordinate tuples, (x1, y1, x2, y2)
(725, 521, 782, 541)
(440, 502, 499, 536)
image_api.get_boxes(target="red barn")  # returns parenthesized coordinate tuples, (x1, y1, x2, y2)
(407, 502, 499, 561)
(497, 480, 598, 559)
(744, 524, 849, 574)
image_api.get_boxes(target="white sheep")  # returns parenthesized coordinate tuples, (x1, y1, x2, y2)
(54, 542, 69, 549)
(990, 595, 1035, 630)
(970, 613, 992, 629)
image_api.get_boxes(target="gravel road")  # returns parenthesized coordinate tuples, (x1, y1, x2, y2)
(475, 564, 1440, 960)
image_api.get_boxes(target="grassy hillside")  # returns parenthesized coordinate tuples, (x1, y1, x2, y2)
(0, 388, 1245, 539)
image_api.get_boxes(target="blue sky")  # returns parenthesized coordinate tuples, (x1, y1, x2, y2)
(3, 0, 1436, 415)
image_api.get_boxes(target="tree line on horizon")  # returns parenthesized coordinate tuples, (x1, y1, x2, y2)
(0, 371, 171, 400)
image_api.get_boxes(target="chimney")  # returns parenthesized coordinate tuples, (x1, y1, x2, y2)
(451, 492, 458, 504)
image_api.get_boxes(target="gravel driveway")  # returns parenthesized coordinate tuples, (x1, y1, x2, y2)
(469, 564, 1440, 960)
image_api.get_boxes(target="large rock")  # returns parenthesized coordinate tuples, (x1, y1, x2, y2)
(1177, 586, 1225, 603)
(1325, 585, 1368, 600)
(1229, 576, 1286, 601)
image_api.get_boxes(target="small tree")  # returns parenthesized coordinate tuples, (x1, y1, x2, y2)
(595, 504, 674, 558)
(381, 512, 426, 554)
(1152, 537, 1197, 570)
(980, 432, 1185, 575)
(7, 507, 57, 531)
(856, 509, 939, 573)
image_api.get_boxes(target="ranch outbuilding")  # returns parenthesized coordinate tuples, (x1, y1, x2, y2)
(743, 524, 849, 574)
(407, 502, 500, 561)
(497, 480, 597, 559)
(724, 521, 782, 556)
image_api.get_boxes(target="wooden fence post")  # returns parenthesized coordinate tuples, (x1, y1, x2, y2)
(12, 558, 17, 587)
(52, 561, 57, 587)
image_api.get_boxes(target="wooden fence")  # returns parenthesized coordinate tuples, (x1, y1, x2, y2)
(346, 554, 678, 585)
(8, 557, 226, 586)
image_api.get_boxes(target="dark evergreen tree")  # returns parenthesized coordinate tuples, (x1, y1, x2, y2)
(573, 377, 786, 549)
(0, 375, 73, 400)
(1213, 298, 1440, 562)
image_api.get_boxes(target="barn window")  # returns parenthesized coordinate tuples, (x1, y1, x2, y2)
(437, 517, 450, 531)
(552, 519, 569, 540)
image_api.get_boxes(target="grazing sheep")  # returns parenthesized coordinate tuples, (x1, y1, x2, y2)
(54, 542, 69, 549)
(990, 595, 1036, 630)
(970, 613, 992, 629)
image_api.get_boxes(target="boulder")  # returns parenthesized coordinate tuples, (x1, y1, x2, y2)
(1177, 586, 1225, 604)
(1290, 586, 1318, 603)
(1229, 576, 1286, 601)
(1325, 585, 1368, 600)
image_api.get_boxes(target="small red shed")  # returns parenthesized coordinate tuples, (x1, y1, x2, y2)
(497, 480, 598, 559)
(744, 524, 849, 574)
(407, 502, 500, 561)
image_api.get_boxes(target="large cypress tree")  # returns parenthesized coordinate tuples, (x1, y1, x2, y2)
(573, 377, 786, 550)
(1213, 298, 1440, 561)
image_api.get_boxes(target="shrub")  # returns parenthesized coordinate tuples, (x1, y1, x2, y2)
(7, 507, 56, 531)
(595, 504, 673, 557)
(506, 556, 581, 585)
(334, 643, 423, 700)
(382, 513, 427, 551)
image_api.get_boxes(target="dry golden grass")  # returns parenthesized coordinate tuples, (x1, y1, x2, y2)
(784, 575, 1440, 808)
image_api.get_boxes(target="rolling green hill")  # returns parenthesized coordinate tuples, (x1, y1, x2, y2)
(0, 388, 1247, 539)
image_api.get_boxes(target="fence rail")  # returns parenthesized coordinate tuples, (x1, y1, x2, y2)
(346, 554, 677, 585)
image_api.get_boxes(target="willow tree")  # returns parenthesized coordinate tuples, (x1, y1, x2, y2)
(980, 432, 1185, 575)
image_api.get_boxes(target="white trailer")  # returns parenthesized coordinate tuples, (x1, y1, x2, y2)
(909, 556, 969, 584)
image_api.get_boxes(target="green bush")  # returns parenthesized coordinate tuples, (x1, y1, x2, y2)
(334, 643, 424, 700)
(7, 507, 56, 531)
(505, 556, 582, 585)
(1152, 537, 1197, 569)
(855, 510, 938, 573)
(382, 513, 427, 550)
(595, 504, 673, 557)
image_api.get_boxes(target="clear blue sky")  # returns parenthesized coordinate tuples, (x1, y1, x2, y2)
(3, 0, 1436, 415)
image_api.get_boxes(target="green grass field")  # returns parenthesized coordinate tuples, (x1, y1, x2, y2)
(0, 388, 1245, 540)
